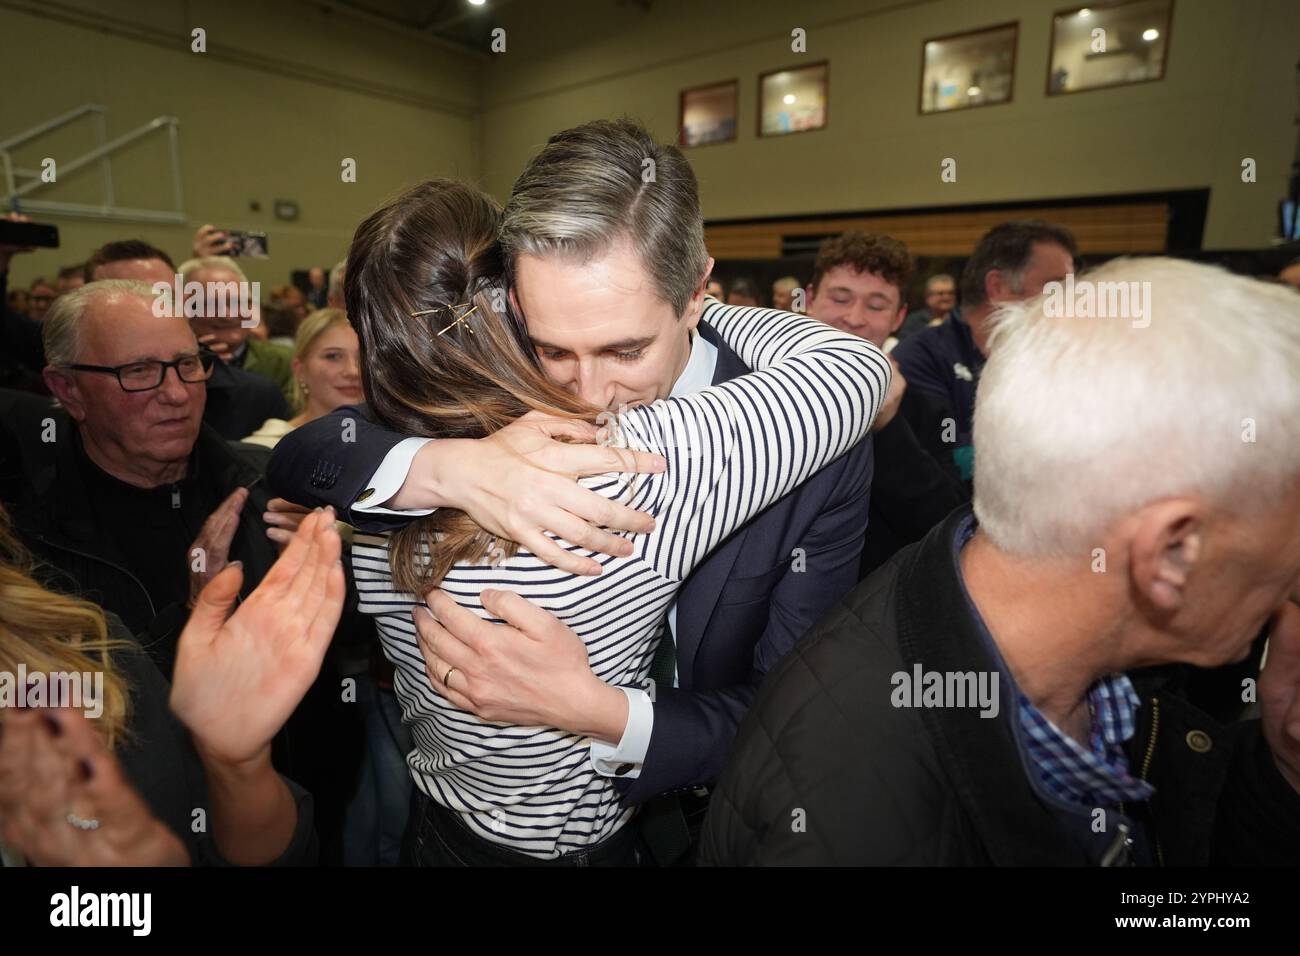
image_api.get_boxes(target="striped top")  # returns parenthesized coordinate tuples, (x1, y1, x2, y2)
(351, 298, 890, 859)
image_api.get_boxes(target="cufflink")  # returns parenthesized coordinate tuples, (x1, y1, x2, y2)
(355, 488, 375, 503)
(615, 763, 633, 776)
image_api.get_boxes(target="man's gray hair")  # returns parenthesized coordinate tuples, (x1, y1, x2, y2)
(43, 279, 158, 367)
(499, 118, 708, 317)
(178, 255, 246, 283)
(328, 258, 347, 303)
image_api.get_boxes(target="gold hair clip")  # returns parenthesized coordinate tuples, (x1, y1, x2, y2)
(409, 301, 479, 336)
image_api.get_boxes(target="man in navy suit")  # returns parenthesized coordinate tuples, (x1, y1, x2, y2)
(267, 119, 875, 863)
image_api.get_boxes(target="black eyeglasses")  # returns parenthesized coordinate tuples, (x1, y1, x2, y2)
(63, 351, 216, 393)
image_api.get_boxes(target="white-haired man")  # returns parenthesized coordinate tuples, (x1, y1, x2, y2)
(701, 257, 1300, 865)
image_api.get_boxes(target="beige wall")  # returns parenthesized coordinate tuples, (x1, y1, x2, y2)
(1, 0, 483, 288)
(3, 0, 1295, 291)
(481, 0, 1300, 250)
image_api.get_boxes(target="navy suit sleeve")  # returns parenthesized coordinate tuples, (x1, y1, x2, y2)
(266, 404, 417, 531)
(618, 437, 873, 804)
(892, 333, 948, 403)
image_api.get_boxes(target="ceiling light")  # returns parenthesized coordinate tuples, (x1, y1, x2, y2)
(1142, 28, 1159, 41)
(783, 94, 796, 104)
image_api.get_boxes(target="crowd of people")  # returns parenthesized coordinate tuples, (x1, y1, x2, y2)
(0, 116, 1298, 867)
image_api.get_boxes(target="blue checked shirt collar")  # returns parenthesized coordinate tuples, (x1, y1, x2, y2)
(955, 516, 1156, 809)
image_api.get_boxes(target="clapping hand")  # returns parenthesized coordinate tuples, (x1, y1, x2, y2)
(186, 487, 248, 609)
(171, 507, 344, 769)
(0, 707, 189, 867)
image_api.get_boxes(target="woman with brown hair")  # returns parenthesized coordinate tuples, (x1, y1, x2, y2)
(0, 506, 344, 866)
(346, 179, 892, 864)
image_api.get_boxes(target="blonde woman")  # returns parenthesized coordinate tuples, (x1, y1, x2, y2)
(0, 506, 344, 866)
(243, 308, 362, 449)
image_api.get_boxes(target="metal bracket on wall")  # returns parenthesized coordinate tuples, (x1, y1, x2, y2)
(0, 103, 185, 224)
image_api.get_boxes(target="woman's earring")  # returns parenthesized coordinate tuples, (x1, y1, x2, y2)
(299, 381, 309, 396)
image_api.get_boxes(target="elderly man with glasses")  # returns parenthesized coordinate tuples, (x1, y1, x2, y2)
(0, 279, 369, 863)
(0, 279, 281, 677)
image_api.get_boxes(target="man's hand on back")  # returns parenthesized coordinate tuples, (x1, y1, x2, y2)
(414, 587, 629, 744)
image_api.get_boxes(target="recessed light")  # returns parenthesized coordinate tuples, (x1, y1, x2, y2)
(1142, 28, 1159, 41)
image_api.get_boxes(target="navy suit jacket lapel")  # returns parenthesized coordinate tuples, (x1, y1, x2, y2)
(674, 320, 750, 683)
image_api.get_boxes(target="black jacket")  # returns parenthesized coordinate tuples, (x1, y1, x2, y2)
(699, 506, 1300, 865)
(0, 390, 279, 672)
(860, 387, 967, 578)
(204, 359, 290, 442)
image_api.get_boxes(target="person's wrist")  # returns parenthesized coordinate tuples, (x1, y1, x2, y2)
(431, 438, 476, 510)
(396, 438, 469, 511)
(872, 403, 899, 432)
(567, 672, 628, 744)
(196, 743, 275, 783)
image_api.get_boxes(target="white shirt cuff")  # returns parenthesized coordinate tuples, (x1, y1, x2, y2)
(590, 686, 654, 779)
(352, 437, 436, 516)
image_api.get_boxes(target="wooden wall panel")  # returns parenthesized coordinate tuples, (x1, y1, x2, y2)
(704, 201, 1169, 259)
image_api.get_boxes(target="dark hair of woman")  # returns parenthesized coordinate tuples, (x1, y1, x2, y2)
(345, 179, 598, 595)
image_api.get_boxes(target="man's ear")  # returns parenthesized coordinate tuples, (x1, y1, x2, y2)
(683, 256, 715, 333)
(1129, 498, 1203, 613)
(985, 268, 1008, 305)
(889, 303, 908, 335)
(43, 367, 87, 421)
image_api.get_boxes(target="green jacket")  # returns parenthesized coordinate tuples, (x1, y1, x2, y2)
(241, 338, 296, 410)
